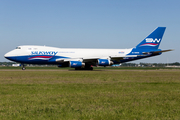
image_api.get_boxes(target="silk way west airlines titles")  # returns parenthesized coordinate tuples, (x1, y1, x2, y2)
(4, 27, 173, 70)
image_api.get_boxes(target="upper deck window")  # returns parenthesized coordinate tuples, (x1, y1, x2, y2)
(16, 47, 21, 49)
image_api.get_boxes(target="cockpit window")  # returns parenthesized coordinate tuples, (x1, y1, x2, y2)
(16, 47, 21, 49)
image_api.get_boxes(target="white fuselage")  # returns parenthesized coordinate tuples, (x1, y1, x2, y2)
(5, 45, 132, 60)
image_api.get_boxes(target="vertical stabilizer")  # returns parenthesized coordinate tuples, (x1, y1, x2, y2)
(136, 27, 166, 49)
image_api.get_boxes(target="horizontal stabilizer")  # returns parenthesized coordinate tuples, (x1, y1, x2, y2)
(143, 49, 173, 55)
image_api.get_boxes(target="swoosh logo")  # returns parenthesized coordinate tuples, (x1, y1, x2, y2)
(29, 56, 53, 60)
(140, 43, 158, 47)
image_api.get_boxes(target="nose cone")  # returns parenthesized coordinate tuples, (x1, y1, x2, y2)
(4, 51, 17, 61)
(4, 52, 11, 58)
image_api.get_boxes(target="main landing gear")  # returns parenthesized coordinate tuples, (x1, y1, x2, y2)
(75, 67, 93, 70)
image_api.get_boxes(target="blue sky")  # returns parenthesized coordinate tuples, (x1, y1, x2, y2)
(1, 0, 180, 63)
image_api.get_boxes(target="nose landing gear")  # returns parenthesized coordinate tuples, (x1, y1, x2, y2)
(21, 64, 26, 70)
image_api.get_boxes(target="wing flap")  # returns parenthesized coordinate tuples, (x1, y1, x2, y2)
(56, 58, 83, 63)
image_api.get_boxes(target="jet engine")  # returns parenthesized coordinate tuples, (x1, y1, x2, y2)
(69, 61, 85, 68)
(97, 59, 113, 66)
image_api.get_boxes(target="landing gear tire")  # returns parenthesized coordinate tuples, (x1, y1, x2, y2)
(75, 67, 93, 70)
(75, 68, 80, 70)
(22, 67, 26, 70)
(90, 67, 93, 70)
(21, 64, 26, 70)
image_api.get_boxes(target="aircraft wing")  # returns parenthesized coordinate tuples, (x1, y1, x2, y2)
(110, 55, 137, 60)
(56, 57, 98, 63)
(55, 55, 138, 63)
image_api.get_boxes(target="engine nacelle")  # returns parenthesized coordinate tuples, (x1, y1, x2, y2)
(69, 61, 85, 68)
(98, 59, 113, 66)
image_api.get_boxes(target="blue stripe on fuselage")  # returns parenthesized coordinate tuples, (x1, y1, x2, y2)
(5, 55, 69, 64)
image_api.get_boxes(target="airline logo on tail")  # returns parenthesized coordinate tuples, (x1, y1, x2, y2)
(136, 27, 166, 49)
(140, 38, 161, 47)
(145, 38, 161, 43)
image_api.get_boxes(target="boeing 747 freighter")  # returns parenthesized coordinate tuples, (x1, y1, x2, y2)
(4, 27, 172, 70)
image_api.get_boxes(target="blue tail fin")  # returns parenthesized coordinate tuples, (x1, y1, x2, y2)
(136, 27, 166, 49)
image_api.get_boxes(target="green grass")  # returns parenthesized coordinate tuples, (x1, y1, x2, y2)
(0, 70, 180, 119)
